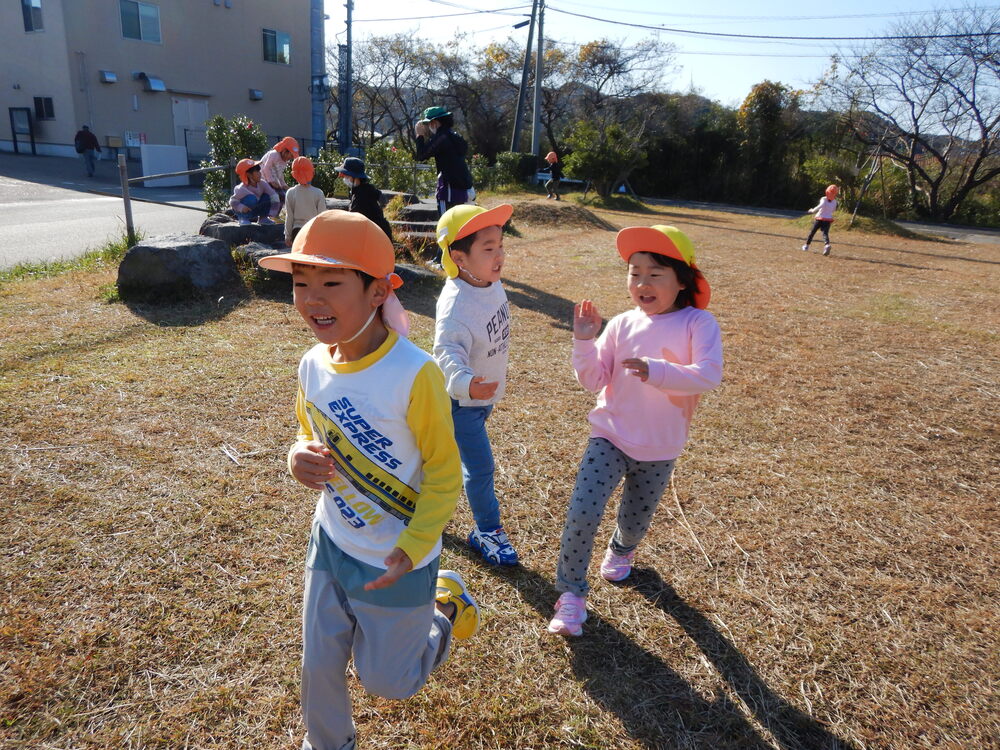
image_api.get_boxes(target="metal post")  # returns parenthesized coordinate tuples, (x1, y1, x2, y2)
(530, 0, 545, 158)
(338, 0, 354, 154)
(228, 157, 236, 193)
(118, 154, 136, 246)
(510, 0, 537, 153)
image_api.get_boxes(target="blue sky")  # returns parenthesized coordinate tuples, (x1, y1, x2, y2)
(326, 0, 981, 107)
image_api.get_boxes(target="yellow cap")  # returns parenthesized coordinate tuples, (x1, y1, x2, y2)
(436, 204, 513, 278)
(616, 225, 711, 308)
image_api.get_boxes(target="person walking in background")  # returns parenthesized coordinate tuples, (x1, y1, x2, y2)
(547, 225, 722, 637)
(802, 184, 839, 256)
(336, 156, 394, 242)
(544, 151, 563, 200)
(259, 136, 300, 210)
(284, 157, 327, 246)
(73, 125, 101, 178)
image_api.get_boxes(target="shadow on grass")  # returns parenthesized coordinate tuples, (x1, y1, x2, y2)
(828, 254, 942, 272)
(120, 283, 251, 327)
(502, 279, 574, 332)
(443, 534, 855, 750)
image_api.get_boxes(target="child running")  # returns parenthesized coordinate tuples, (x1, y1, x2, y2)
(802, 184, 839, 256)
(544, 151, 563, 201)
(547, 225, 722, 637)
(433, 204, 519, 566)
(258, 211, 480, 750)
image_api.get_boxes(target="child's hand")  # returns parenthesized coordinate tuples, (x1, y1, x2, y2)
(573, 300, 603, 340)
(469, 376, 499, 400)
(621, 357, 650, 382)
(364, 547, 413, 590)
(289, 441, 336, 490)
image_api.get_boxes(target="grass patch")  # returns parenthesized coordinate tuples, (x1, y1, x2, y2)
(2, 206, 998, 749)
(0, 229, 143, 284)
(574, 193, 653, 213)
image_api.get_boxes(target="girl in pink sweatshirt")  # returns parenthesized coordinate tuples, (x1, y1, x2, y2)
(547, 225, 723, 637)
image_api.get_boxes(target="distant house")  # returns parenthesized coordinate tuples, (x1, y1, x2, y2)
(1, 0, 314, 161)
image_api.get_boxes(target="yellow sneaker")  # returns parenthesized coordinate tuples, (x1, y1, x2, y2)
(436, 570, 480, 640)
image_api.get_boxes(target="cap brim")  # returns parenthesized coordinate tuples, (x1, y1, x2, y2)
(617, 226, 711, 308)
(257, 252, 403, 290)
(454, 204, 514, 242)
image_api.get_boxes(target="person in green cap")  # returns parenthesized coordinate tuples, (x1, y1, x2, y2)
(414, 106, 475, 219)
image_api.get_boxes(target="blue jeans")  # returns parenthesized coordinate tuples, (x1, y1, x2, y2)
(81, 149, 96, 177)
(451, 400, 500, 531)
(239, 192, 272, 220)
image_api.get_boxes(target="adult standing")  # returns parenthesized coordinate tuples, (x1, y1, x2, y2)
(73, 125, 101, 178)
(414, 107, 474, 217)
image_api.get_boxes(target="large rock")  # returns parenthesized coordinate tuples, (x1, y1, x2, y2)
(234, 241, 292, 292)
(117, 234, 240, 295)
(394, 263, 441, 285)
(199, 212, 285, 246)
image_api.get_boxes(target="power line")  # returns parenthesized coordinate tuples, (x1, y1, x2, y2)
(355, 4, 529, 23)
(546, 3, 998, 41)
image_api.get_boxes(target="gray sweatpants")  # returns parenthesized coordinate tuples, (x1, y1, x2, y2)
(555, 437, 676, 597)
(301, 526, 453, 750)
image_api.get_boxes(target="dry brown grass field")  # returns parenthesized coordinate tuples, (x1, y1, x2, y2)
(2, 197, 998, 749)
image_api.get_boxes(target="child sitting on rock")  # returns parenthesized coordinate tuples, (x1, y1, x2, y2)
(230, 159, 280, 226)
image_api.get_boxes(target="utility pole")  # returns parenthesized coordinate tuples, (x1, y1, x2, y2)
(509, 0, 537, 153)
(530, 0, 545, 157)
(337, 0, 353, 154)
(309, 0, 328, 151)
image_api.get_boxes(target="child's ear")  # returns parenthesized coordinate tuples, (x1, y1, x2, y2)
(368, 278, 391, 307)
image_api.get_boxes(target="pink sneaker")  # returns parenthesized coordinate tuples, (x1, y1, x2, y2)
(600, 548, 636, 582)
(547, 592, 587, 636)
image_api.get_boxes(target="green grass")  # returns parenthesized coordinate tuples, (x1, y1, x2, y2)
(0, 229, 143, 284)
(574, 193, 653, 213)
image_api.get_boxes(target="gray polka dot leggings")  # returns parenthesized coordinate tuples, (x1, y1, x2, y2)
(555, 437, 676, 597)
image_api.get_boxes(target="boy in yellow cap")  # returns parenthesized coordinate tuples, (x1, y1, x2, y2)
(258, 211, 479, 750)
(433, 203, 519, 566)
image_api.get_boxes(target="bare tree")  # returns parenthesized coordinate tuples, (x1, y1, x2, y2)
(822, 6, 1000, 220)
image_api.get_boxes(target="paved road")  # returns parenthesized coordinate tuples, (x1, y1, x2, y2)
(0, 152, 208, 270)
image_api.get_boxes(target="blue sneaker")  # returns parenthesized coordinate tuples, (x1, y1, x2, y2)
(237, 214, 251, 226)
(469, 526, 519, 566)
(259, 217, 276, 225)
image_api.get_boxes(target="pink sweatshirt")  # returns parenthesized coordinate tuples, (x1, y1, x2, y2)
(573, 306, 723, 462)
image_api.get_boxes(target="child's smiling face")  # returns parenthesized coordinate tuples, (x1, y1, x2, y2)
(452, 225, 505, 287)
(292, 264, 381, 346)
(627, 252, 685, 315)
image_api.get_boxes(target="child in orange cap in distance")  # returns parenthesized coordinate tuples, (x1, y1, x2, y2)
(284, 157, 327, 246)
(802, 184, 839, 256)
(230, 158, 280, 226)
(544, 151, 563, 200)
(258, 211, 479, 750)
(259, 135, 300, 208)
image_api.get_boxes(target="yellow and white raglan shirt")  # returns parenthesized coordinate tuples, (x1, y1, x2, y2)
(293, 330, 461, 571)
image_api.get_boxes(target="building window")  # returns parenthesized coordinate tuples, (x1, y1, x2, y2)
(34, 97, 54, 120)
(263, 28, 291, 65)
(120, 0, 161, 43)
(22, 0, 43, 31)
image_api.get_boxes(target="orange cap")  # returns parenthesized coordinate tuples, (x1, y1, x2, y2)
(616, 225, 711, 309)
(258, 210, 402, 289)
(825, 184, 839, 200)
(275, 136, 300, 157)
(291, 156, 315, 185)
(545, 151, 558, 163)
(235, 158, 260, 185)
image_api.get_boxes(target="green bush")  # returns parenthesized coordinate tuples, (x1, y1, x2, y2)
(201, 115, 269, 213)
(564, 121, 647, 198)
(364, 141, 436, 195)
(470, 153, 496, 191)
(494, 152, 535, 186)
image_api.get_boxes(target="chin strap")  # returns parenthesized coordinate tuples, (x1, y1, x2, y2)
(341, 307, 379, 344)
(460, 267, 487, 284)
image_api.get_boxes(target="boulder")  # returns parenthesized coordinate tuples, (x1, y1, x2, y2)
(117, 234, 240, 295)
(235, 241, 292, 291)
(394, 263, 441, 285)
(199, 213, 285, 246)
(325, 198, 350, 211)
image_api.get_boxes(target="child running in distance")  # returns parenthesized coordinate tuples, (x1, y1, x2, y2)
(258, 211, 480, 750)
(802, 184, 839, 256)
(434, 204, 520, 566)
(284, 157, 327, 246)
(548, 225, 723, 637)
(544, 151, 563, 200)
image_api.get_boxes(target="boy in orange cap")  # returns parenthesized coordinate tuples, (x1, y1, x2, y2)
(802, 184, 839, 256)
(433, 203, 520, 567)
(544, 151, 563, 200)
(259, 136, 300, 209)
(284, 157, 327, 246)
(258, 211, 479, 750)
